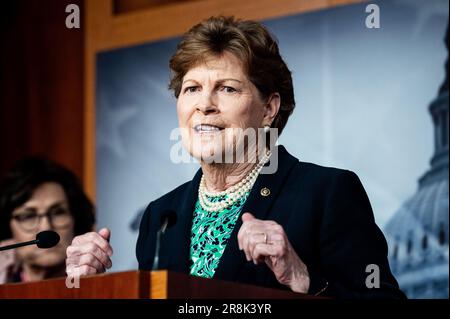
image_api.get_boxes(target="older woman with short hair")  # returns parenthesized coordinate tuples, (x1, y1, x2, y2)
(66, 16, 405, 299)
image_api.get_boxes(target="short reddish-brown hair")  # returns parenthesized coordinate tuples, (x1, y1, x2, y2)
(169, 16, 295, 135)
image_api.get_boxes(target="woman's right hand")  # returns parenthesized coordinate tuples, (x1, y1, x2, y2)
(66, 228, 113, 277)
(0, 239, 19, 284)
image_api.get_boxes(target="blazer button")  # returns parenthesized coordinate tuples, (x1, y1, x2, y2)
(260, 187, 271, 197)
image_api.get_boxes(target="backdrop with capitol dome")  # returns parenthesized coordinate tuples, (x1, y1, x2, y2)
(93, 0, 449, 298)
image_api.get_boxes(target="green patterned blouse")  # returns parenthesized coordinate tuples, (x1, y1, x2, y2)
(189, 192, 249, 278)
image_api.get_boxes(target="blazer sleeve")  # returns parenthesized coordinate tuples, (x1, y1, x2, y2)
(135, 201, 154, 270)
(308, 170, 406, 299)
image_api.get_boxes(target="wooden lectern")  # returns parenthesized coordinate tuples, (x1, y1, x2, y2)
(0, 270, 318, 299)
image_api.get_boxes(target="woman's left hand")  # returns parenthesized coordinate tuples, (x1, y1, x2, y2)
(237, 212, 310, 294)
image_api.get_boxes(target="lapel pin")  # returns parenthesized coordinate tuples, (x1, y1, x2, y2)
(260, 187, 271, 197)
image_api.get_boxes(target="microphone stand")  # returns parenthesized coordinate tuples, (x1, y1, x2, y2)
(151, 218, 170, 271)
(0, 240, 38, 251)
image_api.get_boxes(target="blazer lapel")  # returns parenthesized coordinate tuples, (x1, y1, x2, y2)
(166, 168, 202, 274)
(213, 145, 299, 281)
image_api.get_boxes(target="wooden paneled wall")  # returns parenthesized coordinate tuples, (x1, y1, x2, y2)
(0, 0, 85, 183)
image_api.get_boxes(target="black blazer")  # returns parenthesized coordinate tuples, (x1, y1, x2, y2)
(136, 145, 406, 299)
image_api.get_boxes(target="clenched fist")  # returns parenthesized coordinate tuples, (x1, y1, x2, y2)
(66, 228, 113, 277)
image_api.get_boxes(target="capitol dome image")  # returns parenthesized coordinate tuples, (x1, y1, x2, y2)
(384, 28, 449, 299)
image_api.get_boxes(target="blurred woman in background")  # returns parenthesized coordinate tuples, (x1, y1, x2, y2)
(0, 157, 95, 283)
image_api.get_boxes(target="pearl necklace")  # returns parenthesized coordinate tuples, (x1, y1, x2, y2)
(198, 150, 271, 213)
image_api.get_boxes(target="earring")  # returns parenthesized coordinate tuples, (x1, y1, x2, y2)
(263, 125, 270, 133)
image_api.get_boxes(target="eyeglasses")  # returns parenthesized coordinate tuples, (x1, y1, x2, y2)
(11, 205, 72, 233)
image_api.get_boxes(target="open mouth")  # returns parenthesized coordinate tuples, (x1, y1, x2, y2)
(194, 124, 225, 133)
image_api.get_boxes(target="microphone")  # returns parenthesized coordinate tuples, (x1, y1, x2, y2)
(0, 230, 60, 251)
(152, 210, 177, 270)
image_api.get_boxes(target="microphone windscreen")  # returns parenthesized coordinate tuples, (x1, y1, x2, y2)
(160, 210, 177, 229)
(36, 230, 60, 248)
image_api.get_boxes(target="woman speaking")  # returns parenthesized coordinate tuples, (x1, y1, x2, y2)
(66, 16, 405, 299)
